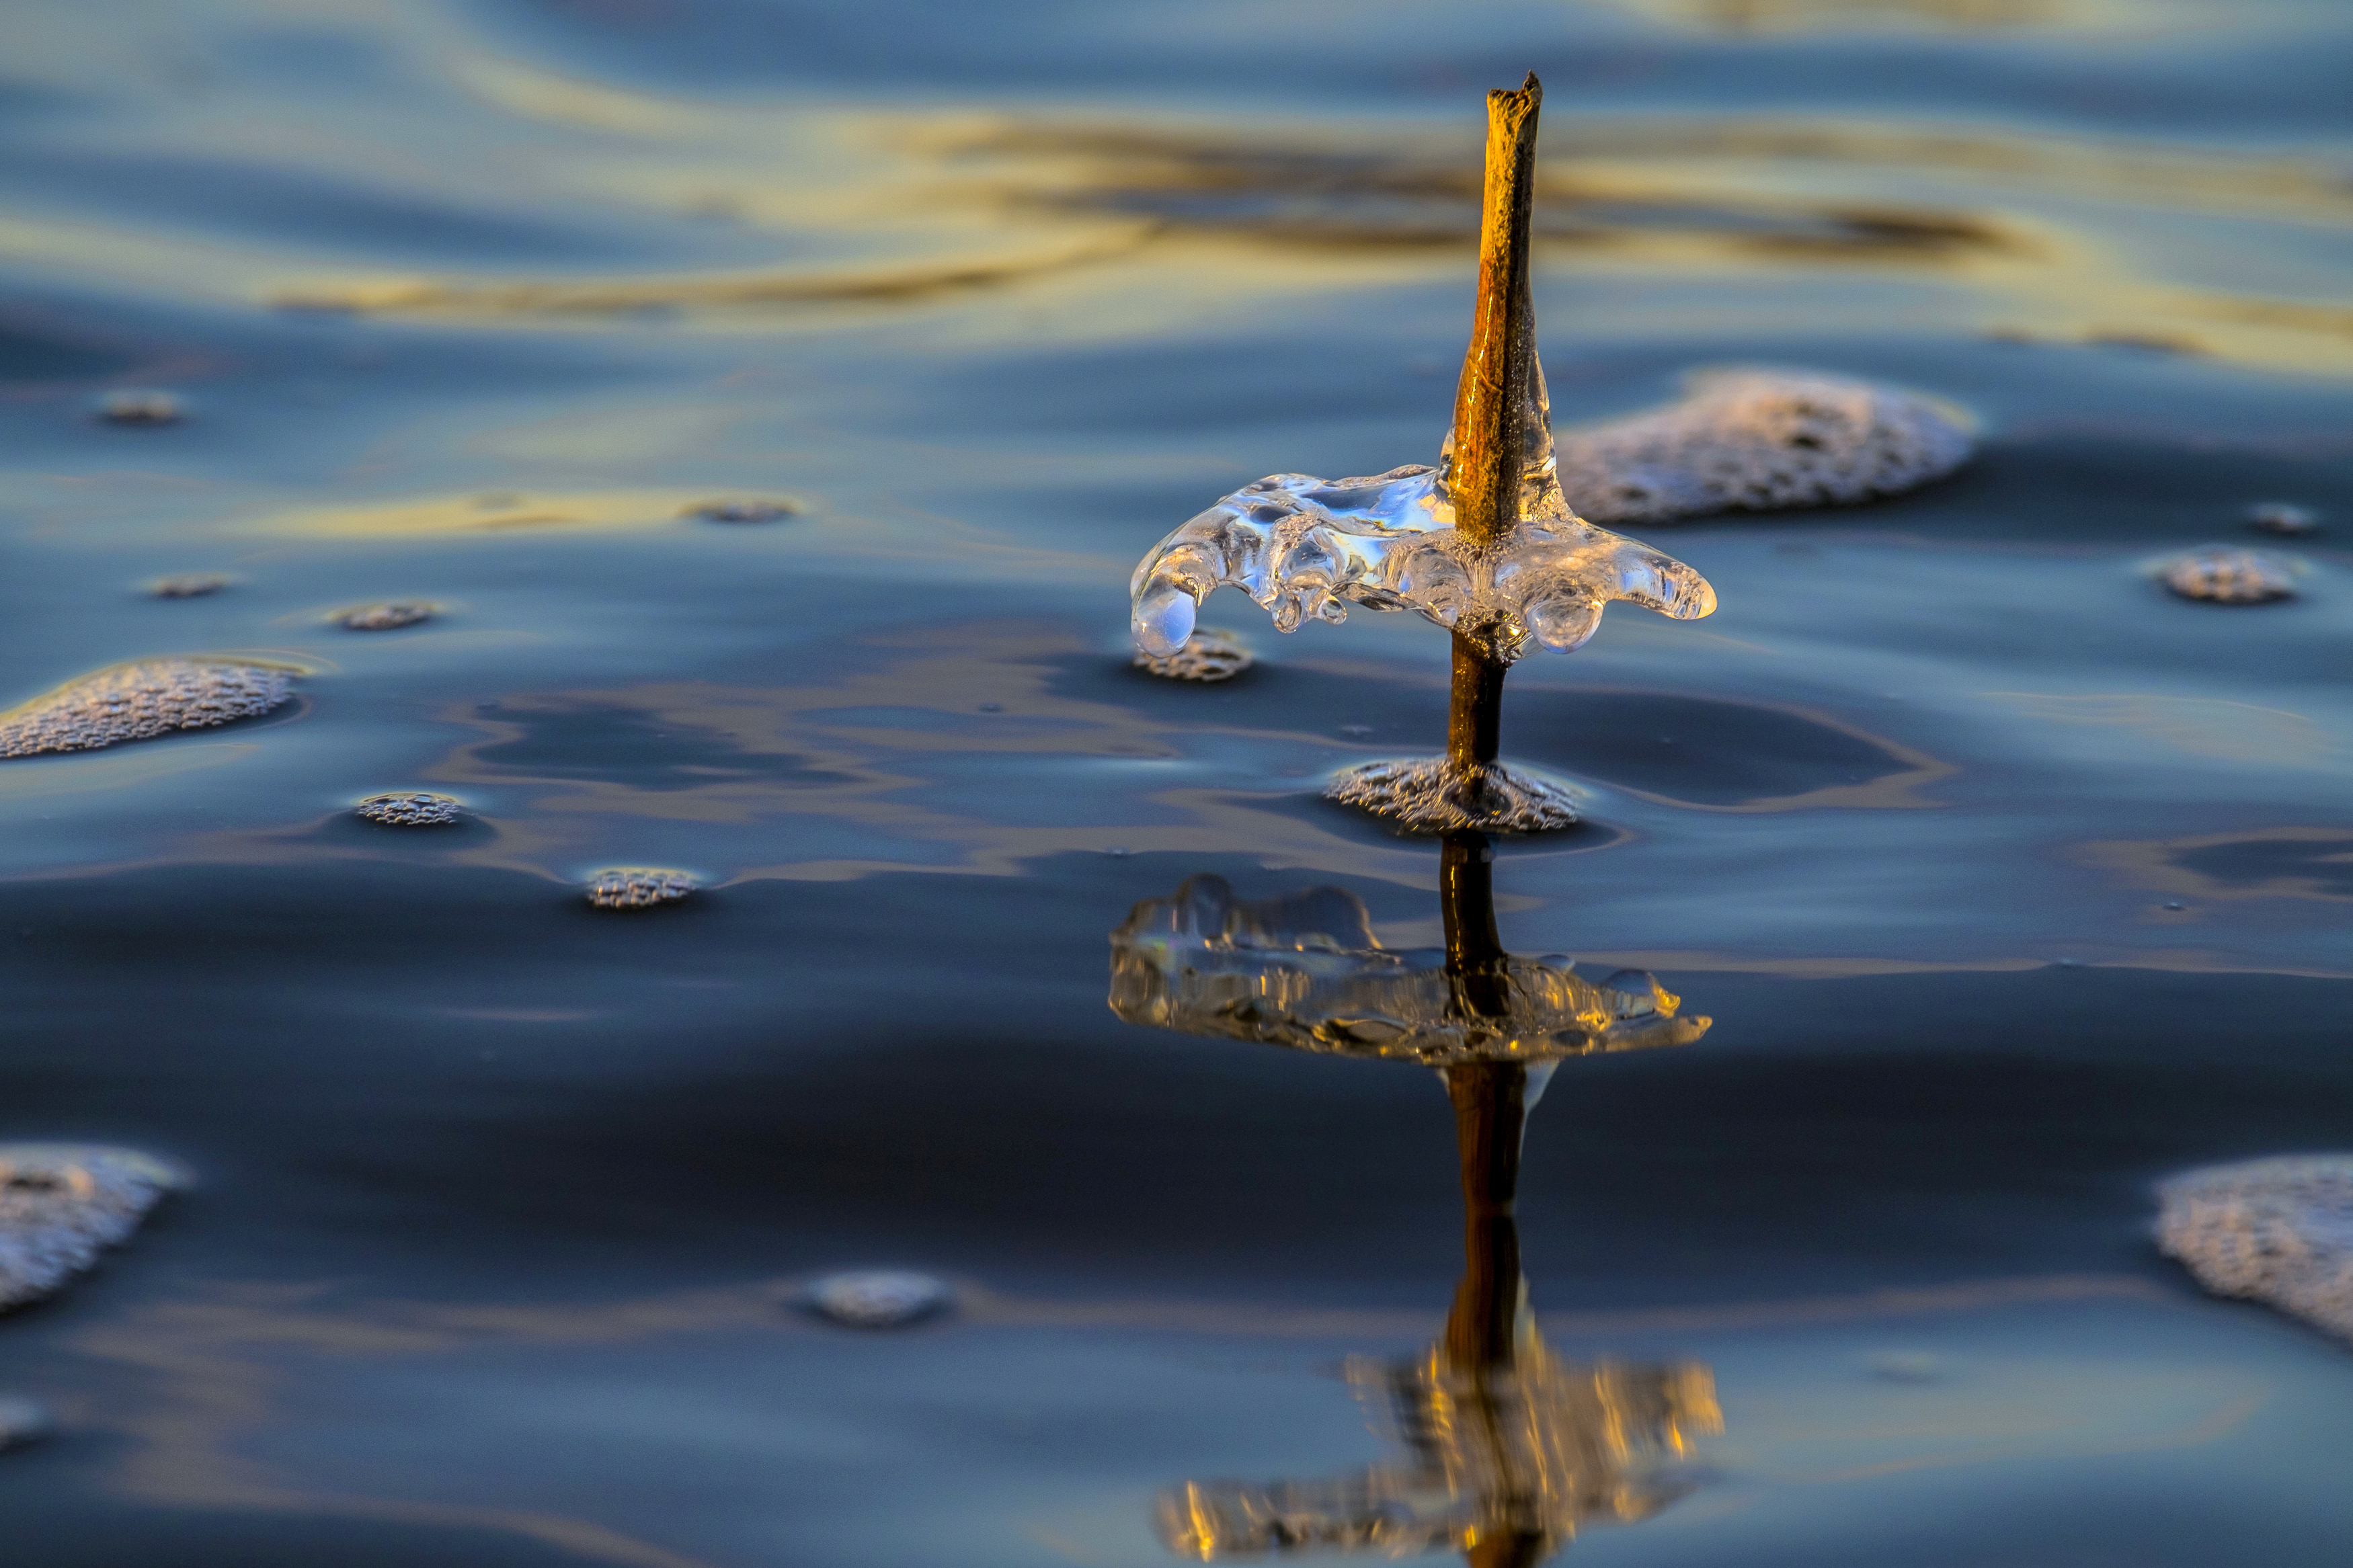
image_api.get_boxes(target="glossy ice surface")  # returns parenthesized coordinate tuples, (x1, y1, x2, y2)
(1130, 353, 1718, 661)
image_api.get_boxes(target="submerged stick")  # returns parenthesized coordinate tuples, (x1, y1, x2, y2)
(1445, 74, 1543, 792)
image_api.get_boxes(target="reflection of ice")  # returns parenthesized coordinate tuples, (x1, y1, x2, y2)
(1131, 361, 1714, 663)
(1161, 1343, 1718, 1561)
(1109, 875, 1709, 1067)
(2158, 1155, 2353, 1343)
(1557, 370, 1972, 526)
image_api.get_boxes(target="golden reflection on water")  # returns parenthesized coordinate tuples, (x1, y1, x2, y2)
(1117, 835, 1720, 1563)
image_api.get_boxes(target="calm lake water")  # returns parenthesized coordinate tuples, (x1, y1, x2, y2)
(5, 1, 2353, 1563)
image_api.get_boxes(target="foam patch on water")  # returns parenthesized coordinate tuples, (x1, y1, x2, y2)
(0, 659, 293, 759)
(0, 1145, 189, 1312)
(1324, 757, 1580, 834)
(586, 868, 698, 909)
(1110, 874, 1710, 1067)
(803, 1271, 953, 1328)
(149, 572, 231, 599)
(2157, 1155, 2353, 1342)
(2158, 546, 2297, 604)
(1133, 625, 1253, 682)
(337, 601, 436, 631)
(95, 388, 184, 427)
(356, 792, 464, 826)
(1558, 370, 1974, 525)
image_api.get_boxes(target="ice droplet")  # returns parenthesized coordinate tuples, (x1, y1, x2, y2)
(1133, 625, 1252, 682)
(804, 1270, 953, 1328)
(2157, 1155, 2353, 1343)
(1109, 875, 1709, 1067)
(1132, 579, 1197, 658)
(585, 867, 698, 909)
(1324, 757, 1581, 835)
(0, 1145, 189, 1311)
(337, 601, 436, 631)
(355, 792, 464, 827)
(1558, 369, 1974, 525)
(0, 659, 294, 760)
(2158, 546, 2296, 604)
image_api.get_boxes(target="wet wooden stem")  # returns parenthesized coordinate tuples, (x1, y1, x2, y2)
(1445, 73, 1542, 794)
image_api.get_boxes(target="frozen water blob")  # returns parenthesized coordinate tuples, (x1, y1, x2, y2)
(337, 601, 436, 631)
(586, 868, 698, 909)
(2157, 1155, 2353, 1342)
(0, 1145, 188, 1311)
(803, 1270, 954, 1329)
(0, 659, 294, 759)
(1556, 369, 1974, 526)
(356, 792, 464, 826)
(2158, 546, 2296, 604)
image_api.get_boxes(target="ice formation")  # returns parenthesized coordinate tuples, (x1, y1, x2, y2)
(1129, 437, 1716, 665)
(2159, 546, 2296, 604)
(1161, 1352, 1717, 1560)
(149, 572, 229, 599)
(586, 867, 698, 909)
(356, 792, 464, 826)
(1133, 624, 1252, 682)
(1554, 370, 1972, 526)
(0, 659, 294, 759)
(2156, 1155, 2353, 1342)
(804, 1270, 953, 1329)
(0, 1145, 188, 1312)
(338, 601, 436, 631)
(1324, 756, 1580, 833)
(1109, 876, 1710, 1067)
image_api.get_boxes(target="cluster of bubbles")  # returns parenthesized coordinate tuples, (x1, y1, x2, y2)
(1554, 369, 1975, 526)
(355, 792, 465, 827)
(2158, 1156, 2353, 1343)
(0, 659, 292, 759)
(337, 601, 436, 632)
(585, 867, 699, 909)
(0, 1145, 190, 1312)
